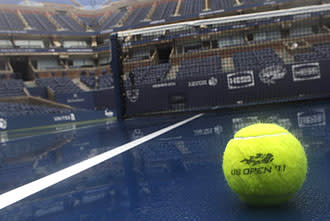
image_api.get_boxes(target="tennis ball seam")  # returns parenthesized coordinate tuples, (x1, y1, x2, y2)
(234, 132, 289, 140)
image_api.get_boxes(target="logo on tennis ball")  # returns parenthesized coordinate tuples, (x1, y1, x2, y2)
(240, 153, 274, 166)
(231, 153, 286, 176)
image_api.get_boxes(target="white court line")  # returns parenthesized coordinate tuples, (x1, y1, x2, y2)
(0, 113, 203, 210)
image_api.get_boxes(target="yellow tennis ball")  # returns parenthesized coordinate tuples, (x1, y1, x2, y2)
(222, 123, 308, 206)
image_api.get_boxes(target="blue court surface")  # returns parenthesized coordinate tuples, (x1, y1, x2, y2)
(0, 100, 330, 220)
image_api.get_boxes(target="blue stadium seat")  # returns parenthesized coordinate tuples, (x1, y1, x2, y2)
(179, 0, 204, 16)
(23, 12, 56, 31)
(0, 79, 25, 98)
(80, 74, 114, 89)
(209, 0, 233, 11)
(35, 77, 82, 94)
(98, 10, 127, 31)
(152, 1, 177, 20)
(177, 55, 222, 78)
(0, 10, 24, 31)
(0, 102, 72, 117)
(129, 63, 171, 85)
(124, 6, 152, 26)
(52, 13, 85, 32)
(233, 48, 283, 71)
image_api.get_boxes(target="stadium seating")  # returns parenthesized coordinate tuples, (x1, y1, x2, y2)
(209, 0, 233, 11)
(0, 79, 25, 97)
(98, 75, 114, 89)
(0, 10, 24, 31)
(233, 48, 283, 71)
(179, 0, 204, 16)
(0, 102, 72, 117)
(98, 10, 127, 31)
(124, 6, 152, 26)
(177, 55, 222, 78)
(23, 12, 56, 31)
(80, 74, 114, 89)
(35, 77, 82, 94)
(294, 44, 330, 63)
(79, 16, 101, 29)
(52, 13, 85, 32)
(152, 1, 177, 20)
(128, 63, 171, 85)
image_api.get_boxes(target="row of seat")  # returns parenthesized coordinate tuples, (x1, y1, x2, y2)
(35, 77, 82, 94)
(295, 44, 330, 63)
(80, 74, 114, 89)
(0, 102, 72, 117)
(0, 0, 280, 32)
(0, 79, 25, 98)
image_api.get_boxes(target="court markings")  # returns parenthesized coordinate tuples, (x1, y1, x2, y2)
(0, 113, 203, 210)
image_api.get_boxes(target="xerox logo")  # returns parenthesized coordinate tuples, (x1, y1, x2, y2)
(292, 63, 321, 82)
(259, 65, 287, 85)
(0, 118, 7, 130)
(126, 89, 140, 103)
(241, 153, 274, 166)
(297, 109, 326, 128)
(227, 71, 255, 90)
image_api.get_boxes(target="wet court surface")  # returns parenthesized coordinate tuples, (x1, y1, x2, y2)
(0, 100, 330, 220)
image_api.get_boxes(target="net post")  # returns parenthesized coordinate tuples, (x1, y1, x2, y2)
(110, 33, 125, 120)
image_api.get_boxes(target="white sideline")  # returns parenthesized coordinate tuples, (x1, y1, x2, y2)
(0, 113, 203, 210)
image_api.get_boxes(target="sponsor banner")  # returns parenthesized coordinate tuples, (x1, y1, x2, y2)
(56, 92, 95, 109)
(292, 62, 321, 82)
(125, 59, 330, 115)
(298, 109, 326, 128)
(0, 110, 115, 131)
(227, 71, 255, 90)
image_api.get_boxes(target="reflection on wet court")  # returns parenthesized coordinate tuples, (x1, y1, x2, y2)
(0, 100, 330, 220)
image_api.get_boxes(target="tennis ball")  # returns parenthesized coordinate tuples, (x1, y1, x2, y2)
(222, 123, 307, 206)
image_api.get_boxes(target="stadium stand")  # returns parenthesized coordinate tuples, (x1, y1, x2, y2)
(233, 48, 283, 71)
(0, 102, 72, 117)
(177, 55, 222, 78)
(23, 11, 57, 31)
(52, 12, 85, 32)
(209, 0, 233, 11)
(78, 15, 101, 29)
(98, 9, 127, 31)
(0, 10, 24, 31)
(179, 0, 204, 16)
(124, 6, 152, 26)
(35, 77, 82, 94)
(0, 80, 26, 98)
(151, 1, 177, 20)
(80, 74, 114, 89)
(127, 63, 171, 86)
(294, 44, 330, 63)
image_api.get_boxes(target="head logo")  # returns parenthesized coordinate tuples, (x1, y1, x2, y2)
(227, 71, 255, 90)
(241, 153, 274, 166)
(259, 65, 287, 85)
(292, 63, 321, 82)
(126, 89, 140, 103)
(208, 77, 218, 86)
(0, 118, 7, 130)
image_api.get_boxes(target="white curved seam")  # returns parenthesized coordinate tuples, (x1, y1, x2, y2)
(233, 132, 288, 140)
